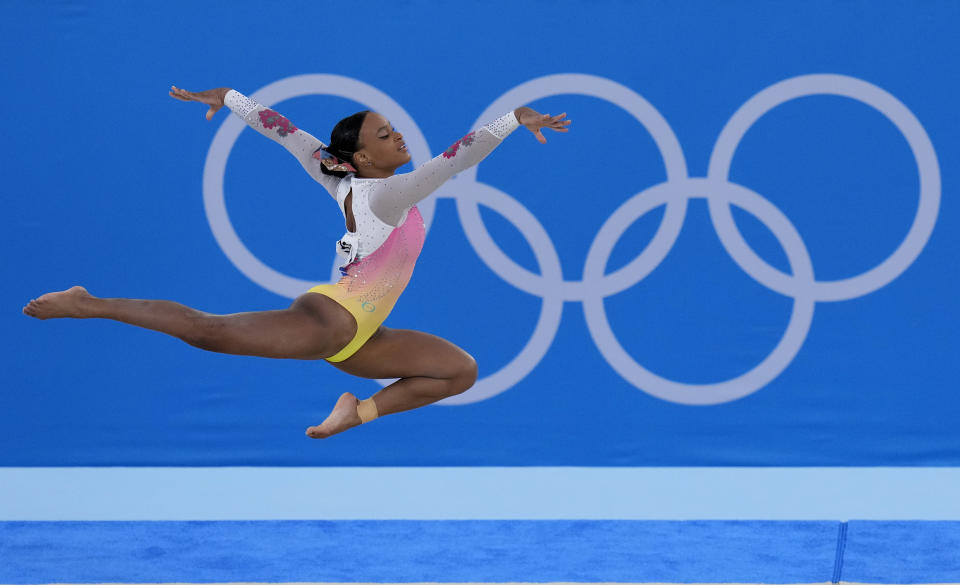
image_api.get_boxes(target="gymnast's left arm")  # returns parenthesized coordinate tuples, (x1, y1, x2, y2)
(368, 107, 571, 226)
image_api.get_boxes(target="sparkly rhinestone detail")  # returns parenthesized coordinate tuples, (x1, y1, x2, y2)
(487, 111, 520, 140)
(224, 90, 257, 119)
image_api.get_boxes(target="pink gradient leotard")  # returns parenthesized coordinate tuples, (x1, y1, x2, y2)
(224, 90, 520, 361)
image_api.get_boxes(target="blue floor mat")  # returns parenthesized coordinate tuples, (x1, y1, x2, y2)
(2, 520, 959, 583)
(840, 521, 960, 583)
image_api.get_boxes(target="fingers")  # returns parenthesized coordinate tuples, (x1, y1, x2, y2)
(169, 85, 193, 102)
(531, 113, 570, 143)
(519, 107, 571, 143)
(538, 113, 571, 129)
(549, 114, 571, 132)
(548, 113, 570, 128)
(170, 85, 222, 120)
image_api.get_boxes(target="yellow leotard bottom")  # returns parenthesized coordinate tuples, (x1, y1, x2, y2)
(308, 283, 386, 362)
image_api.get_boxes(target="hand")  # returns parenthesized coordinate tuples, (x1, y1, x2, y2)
(515, 106, 571, 144)
(169, 86, 230, 121)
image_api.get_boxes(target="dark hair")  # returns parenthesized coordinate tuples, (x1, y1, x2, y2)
(318, 110, 370, 177)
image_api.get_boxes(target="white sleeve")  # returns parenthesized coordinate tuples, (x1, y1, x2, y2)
(224, 90, 341, 199)
(367, 111, 521, 225)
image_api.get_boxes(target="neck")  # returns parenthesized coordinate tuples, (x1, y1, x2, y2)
(356, 166, 398, 179)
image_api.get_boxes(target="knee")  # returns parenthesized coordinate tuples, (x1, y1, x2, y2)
(446, 354, 478, 396)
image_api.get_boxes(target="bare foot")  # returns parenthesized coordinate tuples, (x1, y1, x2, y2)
(22, 286, 94, 320)
(306, 392, 364, 439)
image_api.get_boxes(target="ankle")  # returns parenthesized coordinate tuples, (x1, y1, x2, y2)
(78, 296, 106, 318)
(357, 397, 379, 423)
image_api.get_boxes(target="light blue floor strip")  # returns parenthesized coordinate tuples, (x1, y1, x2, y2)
(2, 467, 960, 520)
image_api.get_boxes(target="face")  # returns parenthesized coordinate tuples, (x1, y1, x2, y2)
(354, 112, 410, 174)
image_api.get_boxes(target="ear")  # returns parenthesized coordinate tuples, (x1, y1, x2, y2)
(353, 151, 368, 166)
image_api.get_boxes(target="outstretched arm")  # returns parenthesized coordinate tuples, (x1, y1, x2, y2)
(170, 86, 340, 198)
(369, 107, 570, 225)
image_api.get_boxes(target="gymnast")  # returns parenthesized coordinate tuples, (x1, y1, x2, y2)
(22, 85, 570, 438)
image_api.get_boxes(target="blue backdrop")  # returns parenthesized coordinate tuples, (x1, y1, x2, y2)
(3, 0, 958, 466)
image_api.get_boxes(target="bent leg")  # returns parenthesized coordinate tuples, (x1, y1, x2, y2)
(24, 286, 357, 360)
(306, 327, 477, 437)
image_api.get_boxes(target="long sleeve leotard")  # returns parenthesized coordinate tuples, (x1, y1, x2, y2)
(224, 89, 520, 361)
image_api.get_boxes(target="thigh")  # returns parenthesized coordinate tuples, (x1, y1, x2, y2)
(205, 292, 357, 360)
(331, 327, 474, 379)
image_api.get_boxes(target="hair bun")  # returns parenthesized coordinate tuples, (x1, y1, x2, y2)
(319, 110, 371, 177)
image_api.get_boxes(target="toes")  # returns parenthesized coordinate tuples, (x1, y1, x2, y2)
(306, 426, 323, 439)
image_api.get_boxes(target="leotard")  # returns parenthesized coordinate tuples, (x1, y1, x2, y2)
(224, 90, 520, 361)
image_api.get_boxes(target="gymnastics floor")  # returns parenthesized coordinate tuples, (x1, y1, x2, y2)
(3, 520, 960, 584)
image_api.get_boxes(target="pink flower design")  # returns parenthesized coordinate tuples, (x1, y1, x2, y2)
(441, 143, 460, 159)
(258, 109, 298, 137)
(442, 131, 476, 159)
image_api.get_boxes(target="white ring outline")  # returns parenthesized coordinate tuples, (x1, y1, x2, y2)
(439, 182, 565, 405)
(457, 74, 689, 301)
(202, 74, 436, 298)
(442, 74, 689, 403)
(581, 178, 816, 405)
(707, 74, 941, 302)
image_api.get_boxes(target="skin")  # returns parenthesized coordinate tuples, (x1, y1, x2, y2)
(22, 85, 570, 439)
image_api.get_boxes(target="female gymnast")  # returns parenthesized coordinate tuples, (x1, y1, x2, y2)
(23, 85, 570, 438)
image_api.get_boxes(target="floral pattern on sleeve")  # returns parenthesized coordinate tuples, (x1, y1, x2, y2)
(441, 131, 477, 159)
(258, 109, 299, 137)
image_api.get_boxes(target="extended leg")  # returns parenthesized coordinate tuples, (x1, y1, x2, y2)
(306, 327, 478, 438)
(23, 286, 357, 360)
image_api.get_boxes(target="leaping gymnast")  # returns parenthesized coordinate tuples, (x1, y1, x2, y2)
(23, 85, 570, 438)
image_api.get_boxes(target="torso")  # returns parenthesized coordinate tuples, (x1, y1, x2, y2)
(334, 177, 410, 263)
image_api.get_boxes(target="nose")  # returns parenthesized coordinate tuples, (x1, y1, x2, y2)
(394, 130, 403, 141)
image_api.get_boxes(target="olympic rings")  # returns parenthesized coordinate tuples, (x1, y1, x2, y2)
(202, 73, 940, 405)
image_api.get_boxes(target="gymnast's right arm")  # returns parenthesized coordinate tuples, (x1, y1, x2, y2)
(169, 85, 340, 198)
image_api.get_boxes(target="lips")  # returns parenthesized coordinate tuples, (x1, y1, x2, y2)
(399, 143, 407, 152)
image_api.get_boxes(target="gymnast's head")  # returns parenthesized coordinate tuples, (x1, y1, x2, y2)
(319, 111, 411, 178)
